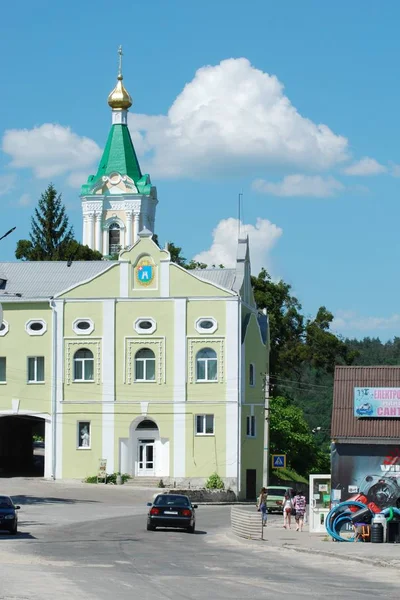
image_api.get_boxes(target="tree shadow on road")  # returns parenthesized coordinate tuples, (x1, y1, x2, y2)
(10, 495, 98, 505)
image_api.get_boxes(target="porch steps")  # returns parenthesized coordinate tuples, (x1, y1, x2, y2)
(125, 477, 163, 488)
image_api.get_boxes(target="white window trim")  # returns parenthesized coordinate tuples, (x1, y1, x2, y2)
(246, 414, 256, 438)
(195, 317, 218, 335)
(0, 357, 6, 384)
(249, 363, 255, 387)
(72, 318, 95, 335)
(134, 317, 157, 335)
(77, 421, 91, 450)
(195, 414, 215, 436)
(73, 351, 95, 383)
(27, 356, 45, 384)
(0, 320, 9, 337)
(26, 319, 47, 336)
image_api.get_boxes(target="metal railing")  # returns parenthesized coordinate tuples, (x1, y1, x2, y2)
(231, 506, 264, 540)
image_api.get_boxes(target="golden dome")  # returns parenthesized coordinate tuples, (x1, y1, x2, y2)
(108, 46, 132, 110)
(108, 74, 132, 110)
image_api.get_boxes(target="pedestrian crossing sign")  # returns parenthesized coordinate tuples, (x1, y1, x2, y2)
(272, 454, 286, 468)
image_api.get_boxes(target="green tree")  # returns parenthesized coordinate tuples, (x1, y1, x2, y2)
(15, 184, 102, 262)
(269, 396, 329, 476)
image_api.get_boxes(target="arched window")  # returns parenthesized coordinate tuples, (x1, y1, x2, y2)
(196, 348, 217, 382)
(135, 348, 156, 382)
(73, 348, 94, 381)
(109, 222, 121, 254)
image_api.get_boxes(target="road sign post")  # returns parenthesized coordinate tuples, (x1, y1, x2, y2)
(272, 454, 286, 469)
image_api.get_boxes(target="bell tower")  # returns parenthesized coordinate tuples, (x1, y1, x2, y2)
(80, 47, 158, 256)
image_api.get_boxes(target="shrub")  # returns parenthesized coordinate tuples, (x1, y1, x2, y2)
(205, 472, 224, 490)
(84, 472, 131, 484)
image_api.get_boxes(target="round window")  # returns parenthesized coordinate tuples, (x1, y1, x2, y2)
(77, 321, 91, 331)
(30, 322, 44, 332)
(199, 320, 214, 330)
(139, 321, 153, 330)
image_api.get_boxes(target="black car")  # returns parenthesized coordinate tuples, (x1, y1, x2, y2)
(0, 496, 20, 535)
(147, 494, 197, 533)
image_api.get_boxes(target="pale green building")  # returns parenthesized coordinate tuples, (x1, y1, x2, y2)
(0, 57, 269, 498)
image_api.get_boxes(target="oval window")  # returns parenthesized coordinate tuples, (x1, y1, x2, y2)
(30, 322, 44, 332)
(199, 320, 214, 330)
(77, 321, 91, 331)
(0, 323, 5, 332)
(139, 321, 153, 330)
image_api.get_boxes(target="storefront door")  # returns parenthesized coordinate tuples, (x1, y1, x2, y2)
(309, 474, 331, 533)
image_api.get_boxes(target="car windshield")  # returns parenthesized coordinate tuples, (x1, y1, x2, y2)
(0, 496, 12, 508)
(154, 495, 189, 507)
(267, 488, 287, 496)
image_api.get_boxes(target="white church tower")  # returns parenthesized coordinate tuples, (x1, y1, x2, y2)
(81, 47, 158, 256)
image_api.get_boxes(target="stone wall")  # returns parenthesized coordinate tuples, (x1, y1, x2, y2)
(168, 488, 237, 503)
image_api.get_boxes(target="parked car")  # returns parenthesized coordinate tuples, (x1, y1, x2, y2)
(0, 495, 20, 535)
(147, 494, 197, 533)
(266, 486, 295, 514)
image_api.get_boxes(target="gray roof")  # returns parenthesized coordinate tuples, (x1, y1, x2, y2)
(191, 268, 237, 291)
(0, 261, 116, 301)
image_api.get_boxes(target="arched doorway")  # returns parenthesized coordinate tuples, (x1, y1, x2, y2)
(0, 415, 46, 477)
(119, 417, 170, 478)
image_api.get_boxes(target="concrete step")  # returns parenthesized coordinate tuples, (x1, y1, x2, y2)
(125, 477, 164, 488)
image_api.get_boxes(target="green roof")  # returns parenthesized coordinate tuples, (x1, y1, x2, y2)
(96, 124, 142, 181)
(80, 124, 152, 196)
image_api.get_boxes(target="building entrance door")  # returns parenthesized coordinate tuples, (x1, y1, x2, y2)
(309, 474, 331, 532)
(138, 440, 155, 476)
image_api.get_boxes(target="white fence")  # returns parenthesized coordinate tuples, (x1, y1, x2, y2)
(231, 506, 264, 540)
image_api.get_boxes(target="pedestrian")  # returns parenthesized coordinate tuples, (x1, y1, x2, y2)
(293, 490, 306, 532)
(283, 491, 294, 529)
(257, 487, 268, 526)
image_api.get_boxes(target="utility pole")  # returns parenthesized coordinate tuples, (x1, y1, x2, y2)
(263, 373, 270, 486)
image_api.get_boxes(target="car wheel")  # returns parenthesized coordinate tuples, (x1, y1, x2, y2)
(147, 523, 155, 531)
(187, 524, 195, 534)
(10, 524, 17, 535)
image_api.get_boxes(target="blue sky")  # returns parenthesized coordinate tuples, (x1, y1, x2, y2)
(1, 0, 399, 340)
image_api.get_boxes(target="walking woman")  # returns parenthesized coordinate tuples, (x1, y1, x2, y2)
(257, 487, 268, 526)
(293, 490, 306, 532)
(283, 491, 294, 529)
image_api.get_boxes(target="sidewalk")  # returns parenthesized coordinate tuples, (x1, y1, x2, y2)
(245, 521, 400, 569)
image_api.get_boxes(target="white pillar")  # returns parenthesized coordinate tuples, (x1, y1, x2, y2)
(133, 213, 140, 243)
(103, 227, 109, 256)
(87, 214, 94, 250)
(95, 213, 102, 253)
(82, 215, 87, 246)
(126, 212, 133, 246)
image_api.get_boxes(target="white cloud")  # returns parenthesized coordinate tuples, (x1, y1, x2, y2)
(333, 310, 400, 332)
(343, 157, 387, 176)
(252, 174, 344, 198)
(2, 124, 101, 179)
(390, 163, 400, 177)
(128, 58, 349, 178)
(17, 193, 31, 207)
(193, 217, 282, 274)
(0, 173, 16, 197)
(66, 171, 89, 188)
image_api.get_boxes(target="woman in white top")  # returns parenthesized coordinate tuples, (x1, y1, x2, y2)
(283, 491, 294, 529)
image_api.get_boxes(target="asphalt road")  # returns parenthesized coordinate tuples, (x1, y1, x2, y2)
(2, 498, 400, 600)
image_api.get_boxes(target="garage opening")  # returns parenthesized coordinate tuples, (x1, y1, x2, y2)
(0, 416, 45, 477)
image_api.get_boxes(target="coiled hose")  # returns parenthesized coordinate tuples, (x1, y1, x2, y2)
(325, 501, 367, 542)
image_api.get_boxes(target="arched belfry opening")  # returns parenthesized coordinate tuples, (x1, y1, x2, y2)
(109, 222, 121, 254)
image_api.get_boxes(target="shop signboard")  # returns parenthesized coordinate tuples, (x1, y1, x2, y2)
(354, 387, 400, 417)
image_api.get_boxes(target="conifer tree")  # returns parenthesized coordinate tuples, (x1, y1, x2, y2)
(15, 184, 102, 261)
